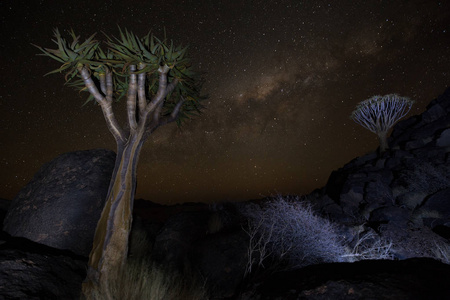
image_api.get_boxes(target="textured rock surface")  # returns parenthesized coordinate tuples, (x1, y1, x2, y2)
(0, 198, 11, 227)
(239, 258, 450, 300)
(0, 231, 87, 300)
(3, 149, 115, 256)
(192, 230, 249, 299)
(152, 210, 210, 268)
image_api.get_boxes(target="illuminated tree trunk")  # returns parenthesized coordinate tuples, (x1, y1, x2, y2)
(34, 30, 203, 299)
(78, 64, 182, 299)
(82, 132, 144, 298)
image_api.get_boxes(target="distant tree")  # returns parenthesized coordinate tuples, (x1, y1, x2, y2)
(34, 28, 205, 298)
(350, 94, 414, 153)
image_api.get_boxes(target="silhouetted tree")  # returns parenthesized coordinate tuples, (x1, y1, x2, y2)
(34, 28, 205, 298)
(351, 94, 414, 153)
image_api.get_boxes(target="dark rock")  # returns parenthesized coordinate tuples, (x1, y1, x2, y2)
(321, 203, 344, 217)
(0, 198, 11, 227)
(0, 231, 87, 300)
(3, 149, 115, 256)
(437, 128, 450, 147)
(369, 206, 410, 224)
(433, 224, 450, 239)
(325, 170, 350, 202)
(240, 258, 450, 300)
(389, 115, 420, 141)
(339, 190, 363, 216)
(152, 210, 210, 268)
(192, 230, 249, 299)
(404, 139, 425, 150)
(385, 157, 401, 169)
(392, 149, 413, 159)
(343, 152, 378, 170)
(421, 188, 450, 221)
(396, 191, 427, 209)
(410, 116, 450, 141)
(364, 180, 394, 205)
(374, 158, 386, 169)
(378, 223, 446, 259)
(421, 102, 446, 123)
(340, 177, 366, 196)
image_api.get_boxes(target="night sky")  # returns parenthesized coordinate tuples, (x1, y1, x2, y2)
(1, 1, 449, 204)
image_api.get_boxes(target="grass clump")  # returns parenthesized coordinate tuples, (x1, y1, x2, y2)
(86, 225, 207, 300)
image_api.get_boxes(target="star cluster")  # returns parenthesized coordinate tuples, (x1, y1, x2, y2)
(1, 0, 449, 203)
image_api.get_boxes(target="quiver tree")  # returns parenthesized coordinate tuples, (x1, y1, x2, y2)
(34, 28, 205, 298)
(350, 94, 414, 153)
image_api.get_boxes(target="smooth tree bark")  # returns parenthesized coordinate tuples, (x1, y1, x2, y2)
(34, 29, 203, 299)
(350, 94, 414, 153)
(79, 64, 182, 297)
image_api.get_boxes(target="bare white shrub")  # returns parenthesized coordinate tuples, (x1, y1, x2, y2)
(342, 231, 394, 261)
(241, 196, 349, 273)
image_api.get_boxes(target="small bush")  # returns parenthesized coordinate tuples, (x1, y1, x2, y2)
(343, 231, 394, 261)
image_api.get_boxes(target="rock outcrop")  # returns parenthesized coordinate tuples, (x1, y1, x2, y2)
(0, 198, 11, 227)
(0, 231, 87, 300)
(239, 258, 450, 300)
(308, 87, 450, 259)
(3, 149, 115, 256)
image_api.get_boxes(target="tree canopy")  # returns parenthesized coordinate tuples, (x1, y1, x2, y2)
(33, 28, 205, 126)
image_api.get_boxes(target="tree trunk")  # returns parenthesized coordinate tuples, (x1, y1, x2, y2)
(82, 133, 144, 299)
(378, 130, 388, 153)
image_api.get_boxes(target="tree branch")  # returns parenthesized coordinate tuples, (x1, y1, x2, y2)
(137, 63, 147, 114)
(152, 65, 170, 103)
(141, 65, 179, 132)
(77, 65, 126, 144)
(99, 102, 127, 144)
(148, 96, 186, 134)
(77, 65, 106, 104)
(99, 73, 107, 96)
(143, 65, 178, 116)
(105, 69, 113, 103)
(127, 65, 138, 132)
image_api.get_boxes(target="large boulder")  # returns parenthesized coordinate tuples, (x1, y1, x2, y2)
(192, 229, 249, 299)
(3, 149, 115, 256)
(151, 210, 210, 268)
(0, 231, 87, 300)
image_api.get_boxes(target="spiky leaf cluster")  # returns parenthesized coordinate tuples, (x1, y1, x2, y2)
(34, 28, 205, 122)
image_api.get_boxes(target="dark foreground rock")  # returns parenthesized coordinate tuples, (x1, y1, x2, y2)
(0, 198, 11, 226)
(239, 258, 450, 300)
(3, 149, 115, 256)
(0, 231, 87, 300)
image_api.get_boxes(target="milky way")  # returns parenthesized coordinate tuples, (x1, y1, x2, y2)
(1, 0, 449, 203)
